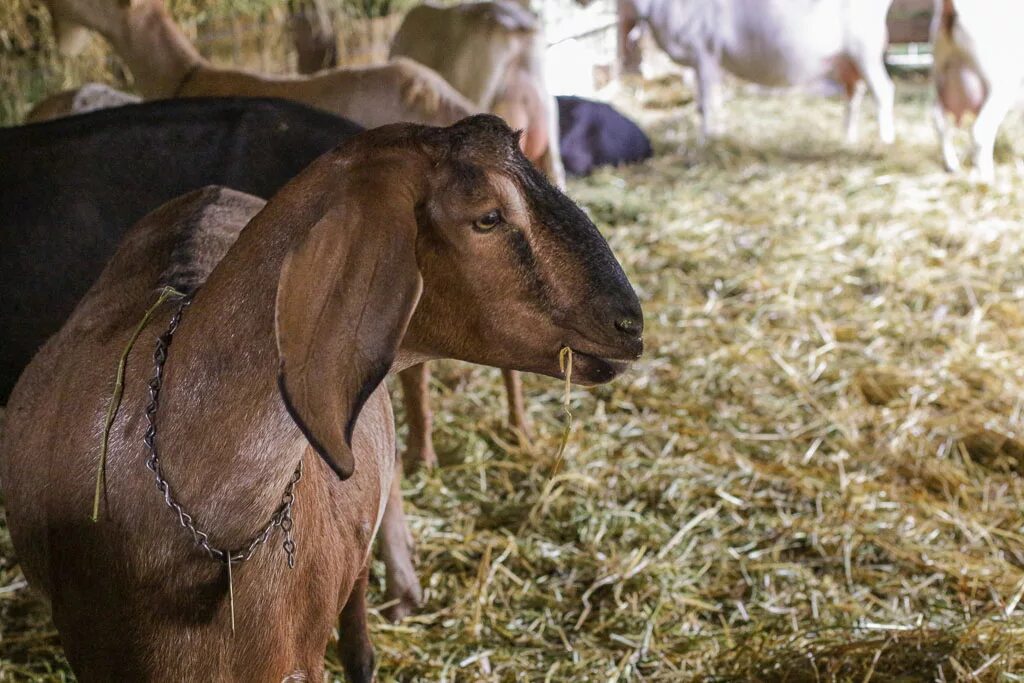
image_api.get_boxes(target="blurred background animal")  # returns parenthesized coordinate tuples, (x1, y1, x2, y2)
(557, 95, 652, 176)
(623, 0, 896, 143)
(40, 0, 478, 127)
(930, 0, 1024, 181)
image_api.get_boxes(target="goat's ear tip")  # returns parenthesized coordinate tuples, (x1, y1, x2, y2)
(276, 372, 356, 481)
(321, 451, 355, 480)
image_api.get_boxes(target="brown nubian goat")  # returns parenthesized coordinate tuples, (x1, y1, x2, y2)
(0, 115, 643, 682)
(42, 0, 477, 128)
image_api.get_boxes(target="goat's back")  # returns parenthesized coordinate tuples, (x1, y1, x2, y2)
(0, 96, 362, 403)
(181, 59, 478, 129)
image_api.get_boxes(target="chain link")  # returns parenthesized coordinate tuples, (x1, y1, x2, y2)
(143, 295, 301, 567)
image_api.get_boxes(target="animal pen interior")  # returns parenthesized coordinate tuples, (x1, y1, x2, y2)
(1, 0, 1024, 680)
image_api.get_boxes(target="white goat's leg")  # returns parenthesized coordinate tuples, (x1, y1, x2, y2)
(378, 452, 422, 623)
(844, 80, 867, 144)
(859, 57, 896, 144)
(971, 87, 1015, 183)
(694, 53, 723, 144)
(932, 100, 961, 172)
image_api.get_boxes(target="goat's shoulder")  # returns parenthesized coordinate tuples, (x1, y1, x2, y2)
(158, 186, 266, 295)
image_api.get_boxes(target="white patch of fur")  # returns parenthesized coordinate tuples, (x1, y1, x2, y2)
(71, 83, 140, 114)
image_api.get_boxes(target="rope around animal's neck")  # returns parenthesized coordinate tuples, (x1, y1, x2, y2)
(92, 286, 187, 522)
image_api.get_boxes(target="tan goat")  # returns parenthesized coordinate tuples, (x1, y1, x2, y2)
(390, 1, 566, 467)
(43, 0, 477, 128)
(391, 1, 564, 184)
(0, 115, 644, 682)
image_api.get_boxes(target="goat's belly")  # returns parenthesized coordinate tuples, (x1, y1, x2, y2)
(937, 62, 986, 122)
(722, 2, 843, 86)
(722, 44, 838, 87)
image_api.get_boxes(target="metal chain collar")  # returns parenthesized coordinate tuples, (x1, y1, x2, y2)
(143, 294, 302, 568)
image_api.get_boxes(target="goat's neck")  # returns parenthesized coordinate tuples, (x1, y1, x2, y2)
(152, 204, 314, 544)
(106, 0, 205, 98)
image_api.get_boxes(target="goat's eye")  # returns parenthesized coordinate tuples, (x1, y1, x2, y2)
(473, 210, 502, 232)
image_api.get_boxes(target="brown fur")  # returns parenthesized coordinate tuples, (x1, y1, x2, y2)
(42, 0, 477, 128)
(0, 116, 642, 681)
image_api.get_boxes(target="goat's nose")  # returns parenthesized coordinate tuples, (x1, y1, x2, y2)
(614, 314, 643, 337)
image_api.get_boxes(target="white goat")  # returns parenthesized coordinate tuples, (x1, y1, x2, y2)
(625, 0, 897, 144)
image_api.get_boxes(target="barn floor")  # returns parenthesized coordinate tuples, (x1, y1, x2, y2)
(3, 78, 1024, 681)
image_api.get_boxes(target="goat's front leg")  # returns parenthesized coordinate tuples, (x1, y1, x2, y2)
(616, 0, 643, 77)
(337, 564, 374, 683)
(378, 450, 422, 623)
(859, 55, 896, 144)
(398, 364, 436, 472)
(694, 52, 723, 144)
(501, 369, 531, 444)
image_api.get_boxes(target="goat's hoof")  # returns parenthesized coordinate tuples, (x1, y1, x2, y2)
(402, 446, 437, 474)
(339, 646, 375, 683)
(510, 424, 533, 449)
(382, 586, 422, 623)
(969, 167, 995, 186)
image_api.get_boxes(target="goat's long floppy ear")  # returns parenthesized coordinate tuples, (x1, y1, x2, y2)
(275, 189, 423, 479)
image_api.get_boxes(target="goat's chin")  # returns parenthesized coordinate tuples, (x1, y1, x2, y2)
(566, 351, 632, 385)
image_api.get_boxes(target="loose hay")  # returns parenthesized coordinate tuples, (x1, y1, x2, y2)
(2, 56, 1024, 683)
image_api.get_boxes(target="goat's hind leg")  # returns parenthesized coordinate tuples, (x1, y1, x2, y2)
(378, 450, 423, 623)
(337, 564, 374, 683)
(971, 86, 1015, 183)
(932, 99, 961, 172)
(844, 79, 867, 144)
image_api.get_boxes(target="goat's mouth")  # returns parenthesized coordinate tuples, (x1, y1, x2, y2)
(567, 349, 633, 385)
(561, 334, 642, 385)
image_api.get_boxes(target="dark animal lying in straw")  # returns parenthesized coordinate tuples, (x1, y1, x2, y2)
(556, 95, 653, 176)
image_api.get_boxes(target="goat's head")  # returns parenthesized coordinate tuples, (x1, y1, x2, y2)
(275, 114, 643, 479)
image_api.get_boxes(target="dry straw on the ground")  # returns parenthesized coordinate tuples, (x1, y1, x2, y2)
(3, 16, 1024, 680)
